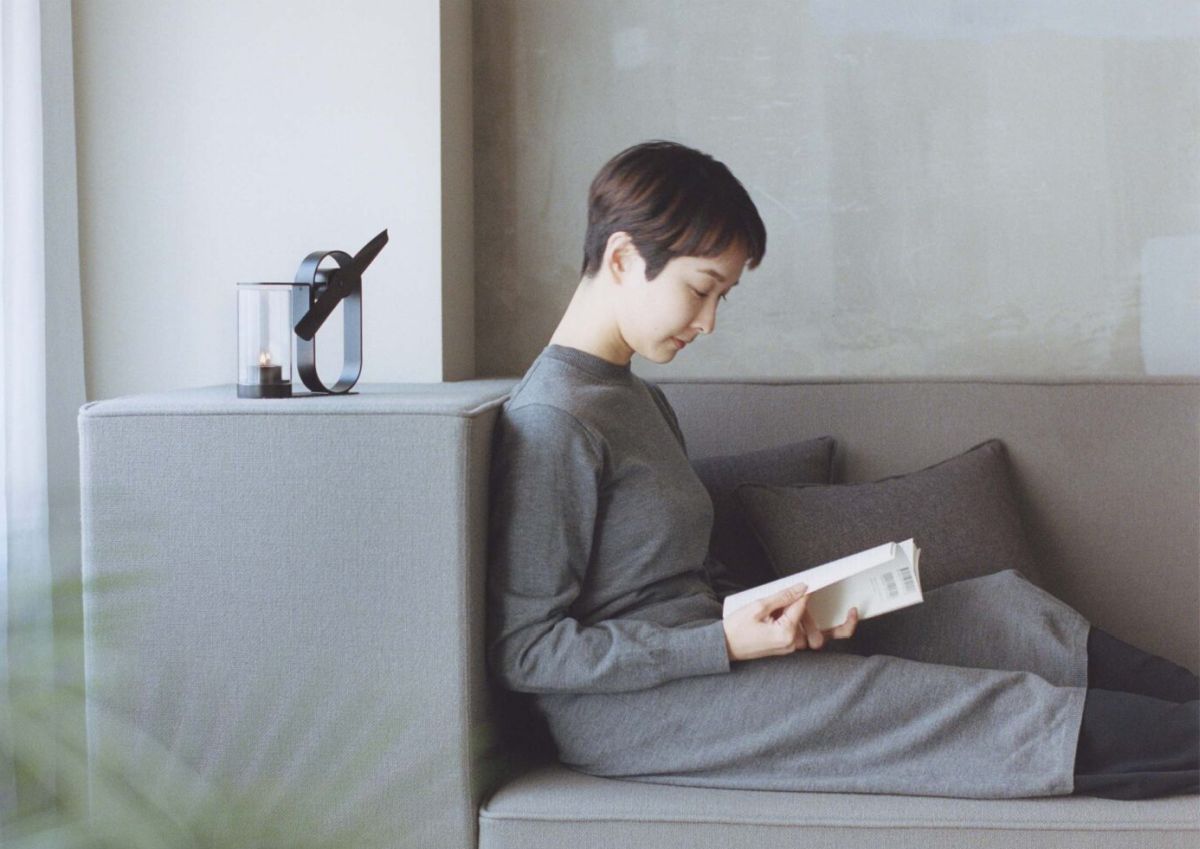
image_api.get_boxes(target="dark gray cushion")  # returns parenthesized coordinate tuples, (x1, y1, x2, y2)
(692, 436, 836, 594)
(733, 438, 1045, 592)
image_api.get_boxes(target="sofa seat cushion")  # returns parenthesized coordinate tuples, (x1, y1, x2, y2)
(478, 763, 1198, 849)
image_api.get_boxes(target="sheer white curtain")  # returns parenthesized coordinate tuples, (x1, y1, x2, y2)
(0, 0, 86, 820)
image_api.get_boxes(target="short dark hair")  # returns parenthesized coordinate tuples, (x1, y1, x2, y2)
(580, 140, 767, 282)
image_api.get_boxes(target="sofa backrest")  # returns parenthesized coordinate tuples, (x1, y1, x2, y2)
(654, 376, 1199, 671)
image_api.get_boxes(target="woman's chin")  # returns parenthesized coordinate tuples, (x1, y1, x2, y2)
(654, 341, 681, 362)
(635, 337, 683, 364)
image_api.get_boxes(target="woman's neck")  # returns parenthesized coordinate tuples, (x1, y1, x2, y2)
(548, 279, 633, 366)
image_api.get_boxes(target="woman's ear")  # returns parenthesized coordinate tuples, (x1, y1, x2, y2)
(613, 247, 631, 277)
(605, 231, 629, 275)
(607, 232, 642, 283)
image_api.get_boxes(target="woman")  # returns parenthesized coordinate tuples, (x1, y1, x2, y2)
(485, 140, 1199, 799)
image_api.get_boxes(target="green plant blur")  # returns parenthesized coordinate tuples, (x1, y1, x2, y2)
(0, 569, 509, 848)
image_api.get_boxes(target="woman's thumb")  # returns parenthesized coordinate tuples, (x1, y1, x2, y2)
(767, 583, 807, 615)
(779, 582, 808, 601)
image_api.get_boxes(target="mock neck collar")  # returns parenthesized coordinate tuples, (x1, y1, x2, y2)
(540, 344, 633, 382)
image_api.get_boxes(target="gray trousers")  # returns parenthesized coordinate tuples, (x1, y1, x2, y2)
(534, 569, 1091, 799)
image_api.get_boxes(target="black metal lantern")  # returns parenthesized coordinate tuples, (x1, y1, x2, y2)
(237, 229, 388, 398)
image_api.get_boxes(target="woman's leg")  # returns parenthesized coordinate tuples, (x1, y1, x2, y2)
(1072, 689, 1199, 799)
(836, 569, 1199, 799)
(836, 568, 1090, 687)
(838, 569, 1200, 700)
(1085, 626, 1200, 703)
(536, 650, 1089, 799)
(1075, 631, 1200, 798)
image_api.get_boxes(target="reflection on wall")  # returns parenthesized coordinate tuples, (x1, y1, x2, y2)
(473, 0, 1199, 379)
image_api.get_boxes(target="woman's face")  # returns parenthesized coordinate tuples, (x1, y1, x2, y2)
(615, 242, 747, 364)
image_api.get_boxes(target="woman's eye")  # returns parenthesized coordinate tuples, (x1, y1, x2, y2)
(691, 286, 727, 303)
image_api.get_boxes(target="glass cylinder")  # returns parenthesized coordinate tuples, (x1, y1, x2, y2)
(237, 283, 294, 398)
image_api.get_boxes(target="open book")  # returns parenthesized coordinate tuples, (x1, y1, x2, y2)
(722, 539, 924, 631)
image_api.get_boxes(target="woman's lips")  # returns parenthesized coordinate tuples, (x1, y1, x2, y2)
(672, 337, 686, 349)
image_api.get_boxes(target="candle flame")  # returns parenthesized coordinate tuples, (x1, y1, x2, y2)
(259, 351, 272, 367)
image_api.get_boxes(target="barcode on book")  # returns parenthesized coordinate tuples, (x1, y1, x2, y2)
(881, 566, 916, 600)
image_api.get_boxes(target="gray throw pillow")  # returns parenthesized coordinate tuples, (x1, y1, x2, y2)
(691, 436, 836, 594)
(733, 438, 1045, 592)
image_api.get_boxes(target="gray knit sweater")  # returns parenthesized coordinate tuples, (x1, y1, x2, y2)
(485, 343, 731, 694)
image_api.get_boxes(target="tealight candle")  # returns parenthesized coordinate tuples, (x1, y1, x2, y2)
(256, 350, 284, 386)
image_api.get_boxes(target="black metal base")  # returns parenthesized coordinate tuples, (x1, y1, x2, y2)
(287, 390, 359, 398)
(237, 382, 292, 399)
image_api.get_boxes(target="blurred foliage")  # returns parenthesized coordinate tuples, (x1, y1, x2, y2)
(0, 568, 509, 848)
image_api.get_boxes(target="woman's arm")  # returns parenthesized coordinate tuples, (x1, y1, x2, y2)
(486, 403, 731, 695)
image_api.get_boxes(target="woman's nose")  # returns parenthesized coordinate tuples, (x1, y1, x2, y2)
(695, 299, 718, 335)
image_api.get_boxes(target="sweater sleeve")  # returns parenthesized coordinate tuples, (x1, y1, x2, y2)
(486, 403, 731, 695)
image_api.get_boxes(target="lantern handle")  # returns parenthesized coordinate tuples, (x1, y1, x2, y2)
(291, 249, 361, 394)
(293, 229, 388, 341)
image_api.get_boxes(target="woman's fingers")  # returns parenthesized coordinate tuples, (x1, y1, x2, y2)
(765, 590, 860, 653)
(792, 607, 822, 651)
(762, 583, 807, 623)
(772, 587, 810, 651)
(824, 607, 859, 640)
(793, 607, 860, 651)
(805, 609, 826, 650)
(779, 595, 810, 639)
(777, 583, 808, 609)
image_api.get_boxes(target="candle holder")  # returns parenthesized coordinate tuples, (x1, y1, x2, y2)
(236, 229, 388, 399)
(237, 283, 294, 398)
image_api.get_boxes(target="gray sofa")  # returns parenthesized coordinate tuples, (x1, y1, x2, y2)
(78, 377, 1199, 849)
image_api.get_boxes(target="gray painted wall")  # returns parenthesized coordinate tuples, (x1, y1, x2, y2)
(474, 0, 1200, 380)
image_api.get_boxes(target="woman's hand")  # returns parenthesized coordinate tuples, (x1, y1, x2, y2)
(722, 584, 859, 662)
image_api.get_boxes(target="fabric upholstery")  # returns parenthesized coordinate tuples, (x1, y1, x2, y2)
(691, 436, 836, 592)
(80, 383, 511, 849)
(479, 762, 1199, 849)
(733, 438, 1045, 591)
(78, 378, 1200, 849)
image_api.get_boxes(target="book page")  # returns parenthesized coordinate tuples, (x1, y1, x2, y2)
(804, 550, 922, 630)
(723, 539, 924, 629)
(721, 541, 897, 619)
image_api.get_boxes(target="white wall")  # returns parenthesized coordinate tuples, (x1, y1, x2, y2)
(74, 0, 469, 400)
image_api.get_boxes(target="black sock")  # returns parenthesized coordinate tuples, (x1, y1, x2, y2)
(1073, 688, 1199, 799)
(1086, 626, 1200, 703)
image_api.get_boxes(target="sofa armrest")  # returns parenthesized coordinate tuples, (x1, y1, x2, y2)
(80, 381, 512, 849)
